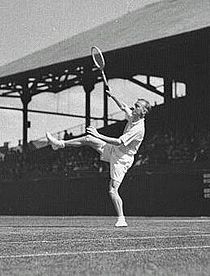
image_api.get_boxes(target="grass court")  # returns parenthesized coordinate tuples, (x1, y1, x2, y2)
(0, 216, 209, 275)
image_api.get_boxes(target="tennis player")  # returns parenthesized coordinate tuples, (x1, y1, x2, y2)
(46, 89, 151, 227)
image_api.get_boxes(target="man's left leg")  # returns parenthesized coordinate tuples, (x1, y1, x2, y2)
(46, 132, 105, 153)
(109, 179, 127, 227)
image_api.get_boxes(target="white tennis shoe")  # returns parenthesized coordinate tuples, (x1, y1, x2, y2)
(115, 217, 128, 227)
(46, 132, 65, 150)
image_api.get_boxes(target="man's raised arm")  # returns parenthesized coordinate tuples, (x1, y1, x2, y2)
(106, 88, 132, 118)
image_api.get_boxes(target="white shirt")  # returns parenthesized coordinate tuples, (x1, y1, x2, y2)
(118, 116, 145, 156)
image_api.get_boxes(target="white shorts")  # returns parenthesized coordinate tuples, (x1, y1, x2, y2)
(100, 143, 134, 183)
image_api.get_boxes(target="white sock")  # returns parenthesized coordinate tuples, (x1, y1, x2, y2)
(117, 216, 125, 221)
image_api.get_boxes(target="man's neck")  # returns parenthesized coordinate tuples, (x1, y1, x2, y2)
(132, 115, 143, 123)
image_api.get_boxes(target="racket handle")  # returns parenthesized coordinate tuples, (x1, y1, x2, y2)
(101, 70, 109, 87)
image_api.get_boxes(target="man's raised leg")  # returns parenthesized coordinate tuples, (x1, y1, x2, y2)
(46, 132, 105, 153)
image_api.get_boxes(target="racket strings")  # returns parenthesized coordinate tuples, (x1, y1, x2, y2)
(91, 47, 105, 70)
(94, 53, 104, 68)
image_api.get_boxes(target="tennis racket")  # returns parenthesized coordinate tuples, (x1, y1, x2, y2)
(91, 46, 109, 88)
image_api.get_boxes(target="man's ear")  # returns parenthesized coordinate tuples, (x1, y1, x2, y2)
(142, 108, 147, 116)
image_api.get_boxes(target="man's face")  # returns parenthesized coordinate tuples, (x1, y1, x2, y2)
(132, 100, 146, 117)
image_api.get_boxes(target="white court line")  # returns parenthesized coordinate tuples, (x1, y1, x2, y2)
(127, 220, 210, 223)
(0, 245, 210, 259)
(0, 233, 210, 244)
(0, 228, 200, 235)
(0, 227, 204, 234)
(0, 219, 209, 228)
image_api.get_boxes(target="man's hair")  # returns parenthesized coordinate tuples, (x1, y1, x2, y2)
(137, 99, 151, 115)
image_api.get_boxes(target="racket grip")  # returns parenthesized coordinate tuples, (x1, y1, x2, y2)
(101, 70, 109, 87)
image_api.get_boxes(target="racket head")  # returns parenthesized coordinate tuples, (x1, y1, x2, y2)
(91, 46, 105, 70)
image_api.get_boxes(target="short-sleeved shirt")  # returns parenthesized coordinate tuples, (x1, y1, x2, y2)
(100, 116, 145, 182)
(118, 117, 145, 156)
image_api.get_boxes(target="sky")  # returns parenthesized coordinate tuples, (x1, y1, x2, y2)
(0, 0, 163, 147)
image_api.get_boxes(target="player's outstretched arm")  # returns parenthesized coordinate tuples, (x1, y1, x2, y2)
(106, 88, 132, 118)
(86, 126, 122, 146)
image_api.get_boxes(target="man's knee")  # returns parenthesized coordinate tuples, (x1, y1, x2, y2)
(85, 134, 92, 142)
(109, 187, 117, 197)
(84, 134, 104, 153)
(108, 179, 121, 196)
(85, 134, 100, 144)
(84, 134, 96, 145)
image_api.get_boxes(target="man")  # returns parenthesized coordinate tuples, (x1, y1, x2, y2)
(46, 89, 151, 227)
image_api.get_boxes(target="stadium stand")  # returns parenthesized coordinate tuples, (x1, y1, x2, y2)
(1, 98, 210, 181)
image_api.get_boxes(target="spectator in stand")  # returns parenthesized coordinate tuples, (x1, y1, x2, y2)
(63, 130, 69, 141)
(63, 130, 74, 141)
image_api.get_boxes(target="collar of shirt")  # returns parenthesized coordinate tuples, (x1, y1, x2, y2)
(130, 117, 144, 125)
